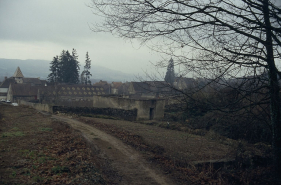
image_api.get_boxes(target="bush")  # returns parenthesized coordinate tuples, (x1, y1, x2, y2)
(187, 110, 271, 144)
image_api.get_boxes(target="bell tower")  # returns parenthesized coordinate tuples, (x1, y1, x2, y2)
(13, 67, 24, 83)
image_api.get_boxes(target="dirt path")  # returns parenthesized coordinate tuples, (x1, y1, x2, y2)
(52, 115, 174, 185)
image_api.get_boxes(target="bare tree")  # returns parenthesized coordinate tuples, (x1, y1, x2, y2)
(89, 0, 281, 176)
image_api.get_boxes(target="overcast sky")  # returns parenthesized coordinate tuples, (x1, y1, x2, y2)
(0, 0, 163, 76)
(1, 1, 280, 77)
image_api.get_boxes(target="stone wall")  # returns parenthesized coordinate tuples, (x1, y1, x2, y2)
(18, 95, 165, 121)
(55, 99, 93, 107)
(18, 100, 53, 113)
(53, 106, 137, 121)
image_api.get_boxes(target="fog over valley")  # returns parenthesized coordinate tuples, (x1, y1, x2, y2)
(0, 58, 137, 83)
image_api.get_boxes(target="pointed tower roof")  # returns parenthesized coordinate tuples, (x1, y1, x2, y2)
(13, 67, 24, 78)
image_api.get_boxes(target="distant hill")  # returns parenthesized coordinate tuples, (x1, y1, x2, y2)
(0, 58, 138, 83)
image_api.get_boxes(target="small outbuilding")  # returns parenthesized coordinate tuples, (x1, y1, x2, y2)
(92, 95, 165, 120)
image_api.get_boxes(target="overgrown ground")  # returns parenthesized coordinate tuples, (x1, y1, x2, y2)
(78, 116, 276, 184)
(0, 103, 117, 184)
(0, 103, 278, 184)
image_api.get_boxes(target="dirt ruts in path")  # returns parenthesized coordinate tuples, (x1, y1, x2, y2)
(52, 115, 174, 185)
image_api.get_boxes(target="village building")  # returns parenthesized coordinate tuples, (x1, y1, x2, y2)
(0, 78, 15, 101)
(120, 81, 177, 99)
(2, 67, 170, 120)
(0, 67, 47, 102)
(110, 82, 123, 94)
(7, 83, 38, 103)
(173, 77, 196, 90)
(92, 80, 111, 94)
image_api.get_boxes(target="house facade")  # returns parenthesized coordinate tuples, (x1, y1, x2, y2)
(0, 78, 15, 101)
(7, 83, 38, 102)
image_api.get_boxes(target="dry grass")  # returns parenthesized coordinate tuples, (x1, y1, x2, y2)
(0, 104, 117, 184)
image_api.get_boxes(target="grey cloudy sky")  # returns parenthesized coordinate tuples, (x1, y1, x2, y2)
(0, 0, 162, 75)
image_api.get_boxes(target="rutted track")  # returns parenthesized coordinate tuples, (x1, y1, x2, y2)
(52, 115, 174, 185)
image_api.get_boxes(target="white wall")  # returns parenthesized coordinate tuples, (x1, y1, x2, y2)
(0, 88, 8, 93)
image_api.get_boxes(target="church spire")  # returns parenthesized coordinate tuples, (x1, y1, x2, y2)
(13, 66, 24, 78)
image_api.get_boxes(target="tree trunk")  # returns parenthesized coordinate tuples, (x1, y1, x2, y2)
(263, 0, 281, 178)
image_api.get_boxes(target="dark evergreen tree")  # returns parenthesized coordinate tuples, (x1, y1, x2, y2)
(164, 58, 175, 84)
(47, 56, 60, 83)
(84, 52, 92, 85)
(58, 50, 66, 83)
(70, 48, 80, 84)
(48, 49, 80, 84)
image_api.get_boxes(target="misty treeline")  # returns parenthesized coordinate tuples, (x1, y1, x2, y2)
(90, 0, 281, 180)
(48, 49, 92, 84)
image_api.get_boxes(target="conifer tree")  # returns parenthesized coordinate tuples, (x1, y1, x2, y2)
(164, 58, 175, 85)
(84, 52, 92, 85)
(48, 49, 80, 84)
(58, 50, 66, 83)
(47, 56, 60, 83)
(70, 48, 80, 84)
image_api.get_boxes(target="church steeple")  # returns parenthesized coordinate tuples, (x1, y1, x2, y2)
(13, 67, 24, 83)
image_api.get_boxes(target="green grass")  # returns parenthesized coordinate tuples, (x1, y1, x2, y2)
(19, 150, 56, 163)
(33, 175, 44, 182)
(38, 157, 46, 164)
(22, 168, 31, 176)
(51, 166, 70, 174)
(28, 151, 36, 159)
(2, 131, 25, 137)
(11, 127, 20, 131)
(40, 127, 53, 132)
(32, 165, 38, 170)
(9, 171, 17, 178)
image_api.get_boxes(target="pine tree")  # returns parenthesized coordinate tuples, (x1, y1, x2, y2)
(80, 71, 86, 84)
(47, 56, 60, 83)
(70, 48, 80, 84)
(164, 58, 175, 84)
(84, 52, 92, 85)
(48, 49, 80, 84)
(58, 50, 66, 83)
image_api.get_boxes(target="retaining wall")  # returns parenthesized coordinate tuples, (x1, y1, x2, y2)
(53, 106, 137, 121)
(18, 100, 53, 113)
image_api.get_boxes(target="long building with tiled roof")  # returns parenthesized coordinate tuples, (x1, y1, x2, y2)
(40, 85, 106, 97)
(38, 84, 107, 106)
